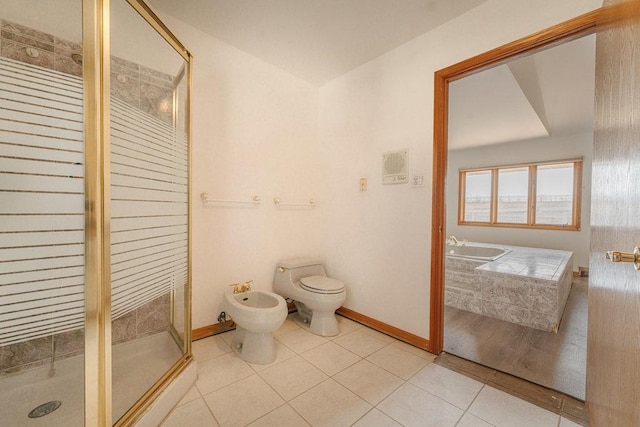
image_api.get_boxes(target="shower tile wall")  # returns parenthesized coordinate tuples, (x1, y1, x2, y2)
(0, 295, 170, 375)
(0, 19, 173, 122)
(0, 19, 174, 375)
(0, 19, 82, 76)
(111, 56, 174, 124)
(111, 295, 172, 346)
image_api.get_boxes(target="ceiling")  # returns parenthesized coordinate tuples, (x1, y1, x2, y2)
(147, 0, 595, 149)
(448, 35, 596, 150)
(1, 1, 595, 150)
(147, 0, 488, 85)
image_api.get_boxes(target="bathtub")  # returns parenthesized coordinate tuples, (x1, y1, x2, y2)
(445, 244, 510, 261)
(444, 242, 573, 332)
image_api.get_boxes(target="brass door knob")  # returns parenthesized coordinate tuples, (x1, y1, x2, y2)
(605, 247, 640, 270)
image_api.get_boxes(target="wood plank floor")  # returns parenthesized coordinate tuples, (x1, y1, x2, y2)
(444, 277, 588, 400)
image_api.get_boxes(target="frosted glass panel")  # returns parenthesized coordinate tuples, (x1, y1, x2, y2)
(0, 5, 84, 425)
(0, 58, 84, 345)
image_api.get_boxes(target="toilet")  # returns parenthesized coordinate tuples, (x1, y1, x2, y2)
(222, 289, 287, 364)
(273, 258, 346, 336)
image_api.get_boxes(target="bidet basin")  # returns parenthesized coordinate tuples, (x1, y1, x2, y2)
(233, 291, 281, 309)
(223, 289, 287, 334)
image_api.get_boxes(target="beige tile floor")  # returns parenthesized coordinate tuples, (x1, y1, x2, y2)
(162, 315, 582, 427)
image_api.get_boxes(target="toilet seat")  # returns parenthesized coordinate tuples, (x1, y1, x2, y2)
(300, 275, 345, 294)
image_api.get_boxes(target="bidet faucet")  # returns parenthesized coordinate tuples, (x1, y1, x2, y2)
(448, 235, 459, 246)
(240, 280, 253, 293)
(230, 280, 253, 293)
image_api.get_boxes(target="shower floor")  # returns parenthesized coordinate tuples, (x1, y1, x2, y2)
(0, 331, 183, 426)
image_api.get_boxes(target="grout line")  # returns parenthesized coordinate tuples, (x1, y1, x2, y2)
(287, 401, 313, 427)
(352, 407, 376, 425)
(203, 396, 221, 427)
(435, 353, 588, 426)
(459, 384, 494, 426)
(190, 322, 578, 426)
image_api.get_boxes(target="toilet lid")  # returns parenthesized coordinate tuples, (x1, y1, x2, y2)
(300, 275, 344, 294)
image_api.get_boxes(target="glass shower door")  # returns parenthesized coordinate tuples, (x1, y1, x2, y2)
(0, 1, 191, 424)
(109, 0, 190, 421)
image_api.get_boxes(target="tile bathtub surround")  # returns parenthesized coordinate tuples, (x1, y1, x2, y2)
(162, 315, 583, 426)
(445, 244, 573, 332)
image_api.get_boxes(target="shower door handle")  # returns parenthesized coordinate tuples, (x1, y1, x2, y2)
(605, 247, 640, 270)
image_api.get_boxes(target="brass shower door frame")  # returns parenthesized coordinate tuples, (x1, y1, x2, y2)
(82, 0, 193, 425)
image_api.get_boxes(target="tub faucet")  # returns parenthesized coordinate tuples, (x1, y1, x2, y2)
(448, 235, 459, 246)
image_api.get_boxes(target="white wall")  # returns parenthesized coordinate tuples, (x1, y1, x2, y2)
(317, 0, 601, 339)
(158, 15, 323, 329)
(446, 133, 593, 270)
(159, 0, 602, 338)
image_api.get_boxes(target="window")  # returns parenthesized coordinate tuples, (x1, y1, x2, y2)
(497, 167, 528, 224)
(458, 160, 582, 230)
(463, 170, 491, 222)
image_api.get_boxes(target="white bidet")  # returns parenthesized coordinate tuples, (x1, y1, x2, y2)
(222, 289, 287, 364)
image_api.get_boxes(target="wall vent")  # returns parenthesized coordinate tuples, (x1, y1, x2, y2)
(382, 149, 409, 184)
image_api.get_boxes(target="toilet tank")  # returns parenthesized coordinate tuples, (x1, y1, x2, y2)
(276, 258, 327, 283)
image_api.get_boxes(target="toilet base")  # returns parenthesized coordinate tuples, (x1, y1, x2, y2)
(231, 326, 277, 364)
(293, 302, 340, 337)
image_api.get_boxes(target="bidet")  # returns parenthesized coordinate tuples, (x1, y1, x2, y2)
(222, 288, 287, 364)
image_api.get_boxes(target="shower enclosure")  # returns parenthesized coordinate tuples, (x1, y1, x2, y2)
(0, 0, 192, 425)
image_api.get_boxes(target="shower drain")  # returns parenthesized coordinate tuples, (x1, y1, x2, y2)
(28, 400, 62, 418)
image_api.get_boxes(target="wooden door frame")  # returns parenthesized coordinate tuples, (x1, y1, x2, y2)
(428, 9, 604, 354)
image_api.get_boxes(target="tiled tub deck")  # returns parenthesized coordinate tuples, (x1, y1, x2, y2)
(445, 243, 573, 332)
